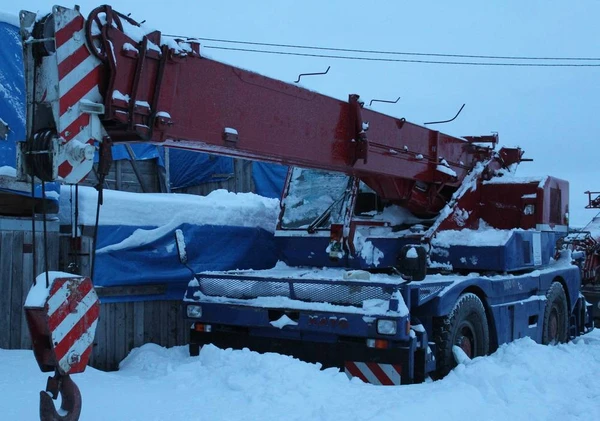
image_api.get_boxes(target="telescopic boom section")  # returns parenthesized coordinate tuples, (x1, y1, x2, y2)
(20, 5, 521, 215)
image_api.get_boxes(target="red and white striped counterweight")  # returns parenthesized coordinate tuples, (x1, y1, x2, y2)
(24, 274, 100, 376)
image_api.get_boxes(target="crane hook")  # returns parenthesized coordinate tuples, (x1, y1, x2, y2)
(39, 372, 82, 421)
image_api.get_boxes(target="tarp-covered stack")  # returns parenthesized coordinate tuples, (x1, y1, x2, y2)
(0, 14, 60, 215)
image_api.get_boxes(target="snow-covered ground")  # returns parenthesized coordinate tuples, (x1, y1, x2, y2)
(1, 330, 599, 420)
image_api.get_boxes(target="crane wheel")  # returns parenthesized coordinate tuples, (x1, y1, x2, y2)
(432, 293, 490, 379)
(542, 282, 568, 345)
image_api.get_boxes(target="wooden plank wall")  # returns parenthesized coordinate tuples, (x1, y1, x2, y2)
(81, 154, 255, 195)
(1, 224, 189, 370)
(2, 155, 257, 369)
(82, 159, 163, 193)
(57, 233, 190, 370)
(0, 218, 59, 350)
(174, 158, 255, 195)
(89, 301, 189, 371)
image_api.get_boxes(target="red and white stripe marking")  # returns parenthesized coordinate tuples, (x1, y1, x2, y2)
(344, 361, 402, 386)
(47, 277, 100, 375)
(52, 6, 103, 183)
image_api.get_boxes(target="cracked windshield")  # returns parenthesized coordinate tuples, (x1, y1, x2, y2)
(281, 167, 350, 229)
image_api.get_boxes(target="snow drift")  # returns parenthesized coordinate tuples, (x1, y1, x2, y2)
(1, 329, 598, 420)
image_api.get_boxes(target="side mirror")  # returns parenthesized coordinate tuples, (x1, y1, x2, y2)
(396, 245, 427, 281)
(175, 229, 187, 264)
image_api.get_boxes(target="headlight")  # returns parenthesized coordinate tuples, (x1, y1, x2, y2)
(377, 319, 397, 335)
(187, 305, 202, 318)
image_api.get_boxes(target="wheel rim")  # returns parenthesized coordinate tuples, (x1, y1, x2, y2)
(456, 322, 476, 358)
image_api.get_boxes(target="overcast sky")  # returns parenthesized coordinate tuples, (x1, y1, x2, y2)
(4, 0, 600, 225)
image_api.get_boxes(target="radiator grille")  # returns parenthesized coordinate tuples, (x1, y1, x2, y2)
(195, 275, 398, 307)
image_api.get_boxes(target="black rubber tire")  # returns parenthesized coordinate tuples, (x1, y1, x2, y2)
(189, 343, 200, 357)
(432, 293, 490, 379)
(542, 282, 569, 345)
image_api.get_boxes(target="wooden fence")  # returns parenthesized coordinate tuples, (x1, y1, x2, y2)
(80, 153, 254, 195)
(1, 155, 257, 369)
(0, 217, 191, 370)
(89, 301, 189, 371)
(0, 217, 59, 350)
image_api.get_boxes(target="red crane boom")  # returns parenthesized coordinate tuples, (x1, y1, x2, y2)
(19, 5, 520, 216)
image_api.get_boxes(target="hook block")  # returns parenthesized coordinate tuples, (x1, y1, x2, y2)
(24, 275, 100, 375)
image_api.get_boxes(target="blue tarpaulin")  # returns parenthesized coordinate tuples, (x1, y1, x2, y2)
(252, 162, 287, 199)
(94, 223, 279, 301)
(0, 19, 60, 202)
(99, 146, 285, 194)
(99, 144, 165, 165)
(168, 149, 234, 189)
(0, 21, 24, 169)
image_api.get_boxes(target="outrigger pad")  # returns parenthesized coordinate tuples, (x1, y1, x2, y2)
(24, 274, 100, 375)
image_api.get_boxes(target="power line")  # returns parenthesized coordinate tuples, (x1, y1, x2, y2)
(165, 35, 600, 62)
(203, 45, 600, 67)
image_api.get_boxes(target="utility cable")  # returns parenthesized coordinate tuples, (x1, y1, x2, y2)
(30, 177, 37, 286)
(203, 45, 600, 67)
(41, 181, 50, 288)
(161, 35, 600, 62)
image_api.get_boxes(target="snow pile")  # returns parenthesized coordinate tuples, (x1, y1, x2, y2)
(483, 172, 548, 188)
(1, 330, 599, 420)
(353, 230, 384, 266)
(0, 165, 16, 176)
(193, 291, 406, 317)
(433, 220, 515, 247)
(58, 185, 280, 232)
(371, 204, 432, 227)
(210, 260, 403, 285)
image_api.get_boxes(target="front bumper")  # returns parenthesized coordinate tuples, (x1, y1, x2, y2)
(189, 323, 429, 384)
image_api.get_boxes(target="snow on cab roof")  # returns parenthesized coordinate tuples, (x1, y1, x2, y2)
(483, 171, 548, 187)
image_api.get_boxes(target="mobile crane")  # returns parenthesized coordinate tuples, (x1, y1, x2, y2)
(561, 191, 600, 326)
(18, 4, 591, 396)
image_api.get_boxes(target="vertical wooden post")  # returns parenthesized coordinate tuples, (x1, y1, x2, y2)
(0, 231, 14, 349)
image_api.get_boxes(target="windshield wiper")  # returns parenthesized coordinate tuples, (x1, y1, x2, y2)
(306, 181, 352, 233)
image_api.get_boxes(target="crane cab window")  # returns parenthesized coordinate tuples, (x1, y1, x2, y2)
(281, 167, 351, 230)
(354, 182, 384, 217)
